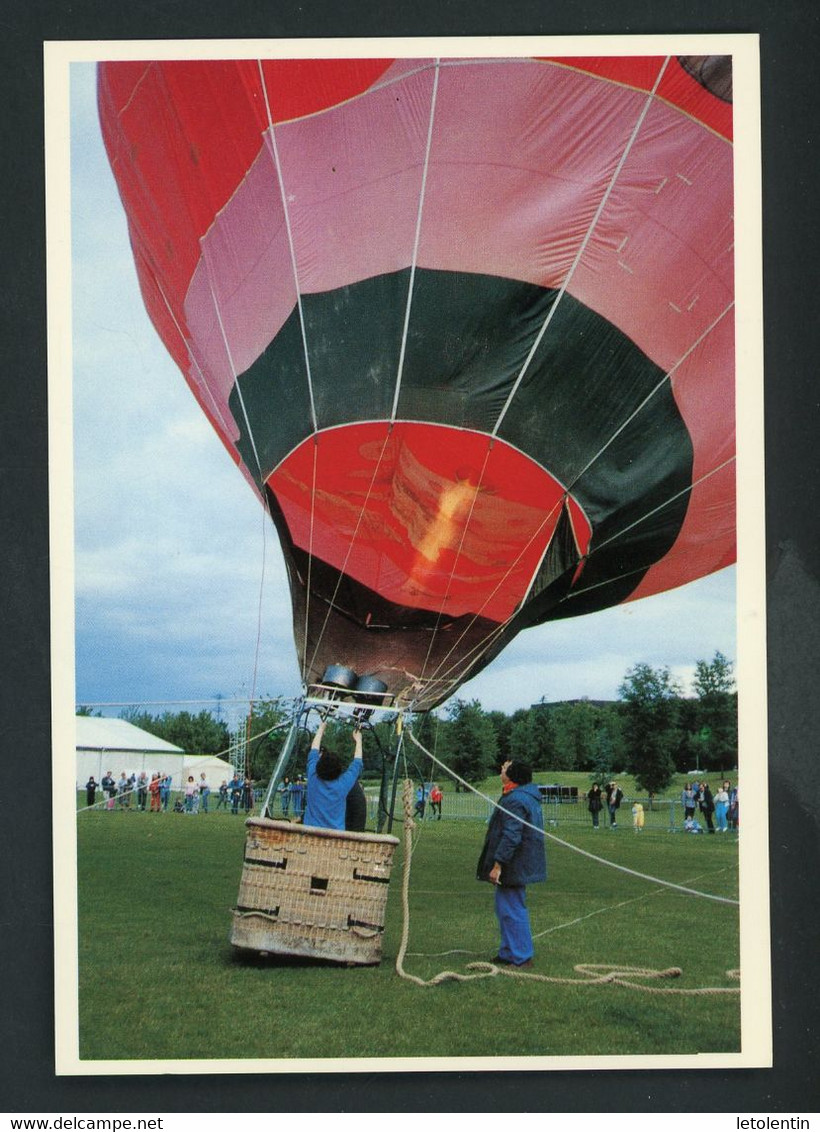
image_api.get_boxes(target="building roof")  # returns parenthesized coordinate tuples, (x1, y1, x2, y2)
(184, 755, 235, 776)
(76, 716, 184, 754)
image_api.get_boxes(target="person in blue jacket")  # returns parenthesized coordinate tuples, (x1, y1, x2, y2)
(302, 718, 363, 830)
(477, 760, 547, 969)
(289, 776, 305, 818)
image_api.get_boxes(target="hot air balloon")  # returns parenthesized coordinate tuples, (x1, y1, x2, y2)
(97, 54, 735, 713)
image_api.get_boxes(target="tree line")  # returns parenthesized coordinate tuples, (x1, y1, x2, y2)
(78, 651, 736, 796)
(399, 651, 736, 795)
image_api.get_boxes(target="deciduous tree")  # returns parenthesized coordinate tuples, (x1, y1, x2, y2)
(443, 698, 498, 784)
(618, 663, 681, 794)
(692, 651, 737, 772)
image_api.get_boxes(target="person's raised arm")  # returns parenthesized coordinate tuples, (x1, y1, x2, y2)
(352, 728, 363, 760)
(311, 717, 327, 750)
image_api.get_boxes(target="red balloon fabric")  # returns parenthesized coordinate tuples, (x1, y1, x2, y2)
(98, 55, 735, 710)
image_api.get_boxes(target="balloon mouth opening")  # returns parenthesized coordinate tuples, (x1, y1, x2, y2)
(267, 421, 593, 712)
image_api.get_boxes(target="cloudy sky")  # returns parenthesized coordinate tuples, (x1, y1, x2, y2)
(68, 60, 739, 728)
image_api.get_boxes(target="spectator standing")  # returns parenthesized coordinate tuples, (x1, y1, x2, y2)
(199, 774, 211, 813)
(714, 781, 730, 832)
(101, 771, 116, 811)
(605, 782, 623, 828)
(85, 776, 98, 808)
(229, 775, 242, 814)
(290, 776, 305, 819)
(682, 783, 696, 822)
(160, 773, 172, 811)
(137, 771, 149, 812)
(242, 776, 255, 814)
(429, 784, 443, 820)
(184, 775, 198, 813)
(587, 783, 603, 829)
(414, 785, 427, 822)
(279, 776, 291, 817)
(728, 785, 739, 830)
(117, 772, 130, 810)
(216, 780, 229, 810)
(148, 773, 162, 812)
(699, 782, 716, 833)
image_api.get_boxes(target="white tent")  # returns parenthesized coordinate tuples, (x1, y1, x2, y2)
(76, 716, 185, 790)
(183, 754, 235, 789)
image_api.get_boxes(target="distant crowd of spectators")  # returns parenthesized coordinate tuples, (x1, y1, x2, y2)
(583, 777, 738, 833)
(83, 770, 257, 814)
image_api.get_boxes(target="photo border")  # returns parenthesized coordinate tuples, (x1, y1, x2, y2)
(49, 33, 765, 1077)
(4, 0, 817, 1114)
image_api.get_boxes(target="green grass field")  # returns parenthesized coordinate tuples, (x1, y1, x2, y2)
(76, 785, 740, 1063)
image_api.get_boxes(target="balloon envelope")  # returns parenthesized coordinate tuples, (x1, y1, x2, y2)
(98, 55, 735, 710)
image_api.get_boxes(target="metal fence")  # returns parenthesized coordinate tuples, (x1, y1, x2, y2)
(350, 790, 692, 831)
(80, 785, 734, 836)
(83, 786, 707, 832)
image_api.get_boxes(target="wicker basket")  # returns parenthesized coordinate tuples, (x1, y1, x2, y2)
(230, 818, 400, 965)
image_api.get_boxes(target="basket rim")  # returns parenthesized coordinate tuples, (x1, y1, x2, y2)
(245, 816, 399, 846)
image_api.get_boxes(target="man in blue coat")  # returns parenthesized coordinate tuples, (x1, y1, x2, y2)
(477, 760, 547, 968)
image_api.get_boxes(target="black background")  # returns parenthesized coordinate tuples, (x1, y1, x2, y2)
(3, 0, 818, 1114)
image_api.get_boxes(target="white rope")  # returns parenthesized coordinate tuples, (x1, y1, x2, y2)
(566, 303, 735, 491)
(395, 776, 739, 993)
(151, 273, 236, 442)
(304, 61, 442, 676)
(200, 248, 265, 481)
(492, 56, 672, 437)
(412, 494, 567, 703)
(391, 59, 440, 422)
(402, 43, 672, 693)
(403, 56, 677, 700)
(258, 59, 328, 679)
(177, 245, 275, 757)
(585, 454, 736, 559)
(417, 442, 495, 688)
(301, 436, 320, 681)
(415, 437, 736, 706)
(304, 423, 394, 679)
(76, 697, 299, 708)
(405, 729, 738, 906)
(245, 502, 270, 768)
(75, 720, 293, 814)
(257, 60, 318, 433)
(533, 866, 734, 939)
(406, 868, 732, 958)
